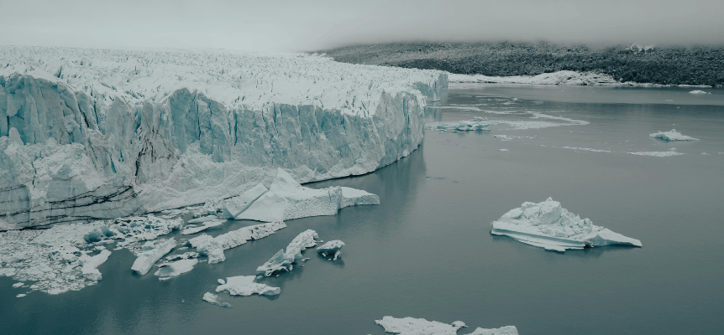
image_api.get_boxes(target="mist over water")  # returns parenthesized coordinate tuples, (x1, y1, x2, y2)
(1, 0, 723, 51)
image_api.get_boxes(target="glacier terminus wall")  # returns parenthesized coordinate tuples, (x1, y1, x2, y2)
(0, 47, 447, 229)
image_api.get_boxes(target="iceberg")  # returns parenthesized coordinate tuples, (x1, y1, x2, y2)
(154, 258, 198, 280)
(375, 316, 518, 335)
(317, 240, 345, 260)
(203, 292, 232, 308)
(188, 221, 286, 264)
(215, 275, 281, 297)
(256, 229, 318, 276)
(131, 238, 177, 275)
(689, 90, 709, 94)
(649, 129, 699, 141)
(0, 46, 445, 229)
(491, 198, 642, 252)
(235, 169, 379, 222)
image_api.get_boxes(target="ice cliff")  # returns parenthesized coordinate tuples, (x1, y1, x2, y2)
(0, 46, 447, 229)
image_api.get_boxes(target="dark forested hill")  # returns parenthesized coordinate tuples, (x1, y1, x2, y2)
(318, 42, 724, 87)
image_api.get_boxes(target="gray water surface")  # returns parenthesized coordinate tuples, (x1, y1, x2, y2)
(2, 85, 723, 334)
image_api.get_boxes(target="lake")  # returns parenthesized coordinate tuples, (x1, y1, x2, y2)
(2, 84, 723, 334)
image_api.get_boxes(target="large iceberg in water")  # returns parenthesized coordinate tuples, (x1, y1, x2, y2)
(491, 198, 642, 252)
(0, 46, 446, 229)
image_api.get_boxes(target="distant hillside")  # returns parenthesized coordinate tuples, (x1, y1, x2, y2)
(319, 42, 724, 87)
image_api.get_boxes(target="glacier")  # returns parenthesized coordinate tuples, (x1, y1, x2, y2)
(375, 316, 518, 335)
(491, 198, 642, 252)
(0, 46, 446, 229)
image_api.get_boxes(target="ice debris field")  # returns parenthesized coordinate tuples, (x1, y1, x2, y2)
(0, 168, 361, 297)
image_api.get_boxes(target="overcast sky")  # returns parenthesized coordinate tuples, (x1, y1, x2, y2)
(1, 0, 722, 51)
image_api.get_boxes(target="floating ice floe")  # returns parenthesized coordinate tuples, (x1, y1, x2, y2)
(216, 275, 281, 297)
(628, 148, 684, 157)
(257, 229, 319, 276)
(649, 129, 699, 141)
(689, 90, 710, 94)
(375, 316, 518, 335)
(189, 221, 286, 264)
(180, 220, 224, 235)
(560, 146, 612, 153)
(425, 117, 491, 132)
(203, 292, 232, 308)
(132, 238, 177, 275)
(491, 197, 642, 252)
(317, 240, 345, 260)
(234, 169, 380, 222)
(154, 259, 198, 280)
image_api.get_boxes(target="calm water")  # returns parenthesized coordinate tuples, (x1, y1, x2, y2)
(2, 84, 724, 334)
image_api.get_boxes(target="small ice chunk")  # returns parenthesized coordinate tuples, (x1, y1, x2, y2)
(222, 184, 268, 219)
(500, 149, 509, 152)
(79, 249, 112, 281)
(188, 215, 219, 224)
(317, 240, 345, 260)
(649, 129, 699, 141)
(189, 221, 286, 264)
(426, 117, 491, 132)
(203, 292, 232, 308)
(257, 229, 319, 276)
(216, 275, 281, 296)
(218, 279, 225, 285)
(154, 259, 198, 280)
(689, 90, 709, 94)
(256, 249, 294, 276)
(12, 282, 24, 288)
(491, 197, 641, 252)
(16, 294, 26, 298)
(131, 238, 177, 275)
(180, 220, 223, 235)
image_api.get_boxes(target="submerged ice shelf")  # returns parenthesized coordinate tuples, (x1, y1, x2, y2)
(0, 46, 446, 229)
(491, 198, 642, 252)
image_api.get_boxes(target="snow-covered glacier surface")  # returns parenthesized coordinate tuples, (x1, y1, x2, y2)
(0, 46, 446, 228)
(491, 198, 642, 252)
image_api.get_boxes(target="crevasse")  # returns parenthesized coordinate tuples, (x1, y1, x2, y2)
(0, 47, 447, 228)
